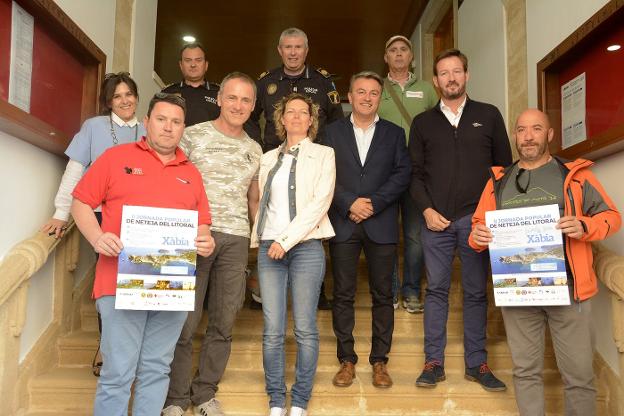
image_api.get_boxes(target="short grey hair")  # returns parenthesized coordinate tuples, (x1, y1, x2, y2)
(349, 71, 384, 92)
(219, 71, 257, 100)
(278, 27, 309, 48)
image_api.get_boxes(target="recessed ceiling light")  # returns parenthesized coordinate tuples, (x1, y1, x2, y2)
(607, 44, 621, 51)
(183, 35, 196, 43)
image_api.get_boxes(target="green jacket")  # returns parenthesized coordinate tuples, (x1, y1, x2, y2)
(378, 73, 438, 142)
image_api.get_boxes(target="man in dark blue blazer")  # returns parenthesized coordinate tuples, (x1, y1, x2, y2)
(324, 71, 411, 389)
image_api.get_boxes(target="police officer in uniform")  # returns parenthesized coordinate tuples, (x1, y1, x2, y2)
(162, 42, 220, 127)
(245, 28, 342, 310)
(245, 27, 344, 151)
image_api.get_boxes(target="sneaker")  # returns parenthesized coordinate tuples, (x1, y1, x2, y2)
(162, 405, 185, 416)
(392, 295, 399, 309)
(415, 360, 446, 388)
(289, 406, 308, 416)
(465, 362, 507, 392)
(269, 407, 287, 416)
(195, 398, 224, 416)
(317, 292, 332, 310)
(402, 296, 424, 314)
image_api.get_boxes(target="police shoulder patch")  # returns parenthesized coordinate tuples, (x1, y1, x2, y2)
(258, 70, 270, 80)
(316, 68, 331, 78)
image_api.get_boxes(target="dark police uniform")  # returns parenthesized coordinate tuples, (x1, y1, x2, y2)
(244, 65, 344, 151)
(162, 80, 220, 127)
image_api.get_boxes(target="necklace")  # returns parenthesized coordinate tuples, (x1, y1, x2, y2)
(109, 114, 138, 145)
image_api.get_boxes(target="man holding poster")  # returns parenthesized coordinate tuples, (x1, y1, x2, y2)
(469, 108, 621, 416)
(71, 93, 215, 416)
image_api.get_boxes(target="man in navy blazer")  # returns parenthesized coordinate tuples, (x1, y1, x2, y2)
(324, 71, 411, 389)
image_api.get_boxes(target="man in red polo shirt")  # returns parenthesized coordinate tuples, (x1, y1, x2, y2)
(71, 93, 215, 416)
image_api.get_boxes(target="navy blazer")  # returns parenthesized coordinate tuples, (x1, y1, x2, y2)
(324, 117, 411, 244)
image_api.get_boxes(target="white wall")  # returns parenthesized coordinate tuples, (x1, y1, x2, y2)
(458, 0, 507, 126)
(53, 0, 116, 73)
(130, 0, 160, 118)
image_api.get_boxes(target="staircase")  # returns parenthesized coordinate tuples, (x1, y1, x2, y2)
(24, 254, 607, 415)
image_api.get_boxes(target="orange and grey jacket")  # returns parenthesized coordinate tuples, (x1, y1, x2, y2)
(469, 157, 621, 301)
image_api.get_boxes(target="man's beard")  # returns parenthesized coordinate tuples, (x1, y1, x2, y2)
(441, 82, 465, 100)
(518, 140, 548, 162)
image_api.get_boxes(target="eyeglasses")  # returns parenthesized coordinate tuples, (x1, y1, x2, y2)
(515, 168, 531, 194)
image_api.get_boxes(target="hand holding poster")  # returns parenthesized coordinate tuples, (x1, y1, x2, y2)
(115, 205, 198, 311)
(485, 204, 570, 306)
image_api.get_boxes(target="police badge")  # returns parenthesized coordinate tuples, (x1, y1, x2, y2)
(267, 83, 278, 95)
(327, 90, 340, 105)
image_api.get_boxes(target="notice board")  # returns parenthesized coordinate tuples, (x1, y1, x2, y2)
(537, 0, 624, 161)
(0, 0, 105, 155)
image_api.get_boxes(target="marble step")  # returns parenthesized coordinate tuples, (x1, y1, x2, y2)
(28, 366, 605, 415)
(58, 330, 556, 373)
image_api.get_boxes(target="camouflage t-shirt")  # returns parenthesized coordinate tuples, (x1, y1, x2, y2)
(180, 121, 262, 238)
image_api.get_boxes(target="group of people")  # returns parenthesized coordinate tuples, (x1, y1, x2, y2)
(41, 25, 621, 416)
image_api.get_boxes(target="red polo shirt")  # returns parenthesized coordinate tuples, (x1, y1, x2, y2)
(72, 138, 211, 299)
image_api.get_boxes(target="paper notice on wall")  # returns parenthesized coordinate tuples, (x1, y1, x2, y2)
(8, 1, 34, 112)
(561, 72, 587, 149)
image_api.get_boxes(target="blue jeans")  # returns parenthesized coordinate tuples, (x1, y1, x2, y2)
(392, 192, 424, 299)
(258, 239, 325, 409)
(94, 296, 187, 416)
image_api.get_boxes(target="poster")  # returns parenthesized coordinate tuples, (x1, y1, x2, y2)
(115, 205, 198, 311)
(561, 72, 587, 149)
(9, 1, 34, 112)
(485, 204, 570, 307)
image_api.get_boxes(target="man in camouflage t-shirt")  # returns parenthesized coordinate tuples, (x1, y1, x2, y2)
(164, 73, 262, 416)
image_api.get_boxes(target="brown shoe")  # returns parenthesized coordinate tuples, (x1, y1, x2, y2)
(332, 361, 356, 387)
(372, 362, 393, 388)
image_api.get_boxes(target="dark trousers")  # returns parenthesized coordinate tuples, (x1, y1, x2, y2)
(330, 224, 396, 365)
(165, 232, 249, 410)
(421, 213, 489, 368)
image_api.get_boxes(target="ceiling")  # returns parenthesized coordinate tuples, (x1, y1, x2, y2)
(154, 0, 429, 96)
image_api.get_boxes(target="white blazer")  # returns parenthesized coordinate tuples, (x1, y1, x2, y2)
(251, 138, 336, 251)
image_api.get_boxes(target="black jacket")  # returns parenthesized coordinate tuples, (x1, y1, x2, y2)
(409, 98, 512, 221)
(244, 65, 344, 151)
(162, 80, 220, 127)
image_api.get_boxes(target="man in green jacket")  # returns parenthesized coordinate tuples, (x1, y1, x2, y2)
(378, 35, 438, 313)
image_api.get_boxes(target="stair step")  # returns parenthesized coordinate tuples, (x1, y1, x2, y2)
(79, 303, 507, 336)
(58, 329, 556, 373)
(28, 366, 606, 415)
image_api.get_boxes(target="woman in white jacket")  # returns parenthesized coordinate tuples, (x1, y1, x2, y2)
(251, 93, 336, 416)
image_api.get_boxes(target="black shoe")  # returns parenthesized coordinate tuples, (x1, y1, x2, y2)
(249, 298, 262, 310)
(317, 293, 332, 310)
(465, 363, 507, 392)
(415, 361, 445, 388)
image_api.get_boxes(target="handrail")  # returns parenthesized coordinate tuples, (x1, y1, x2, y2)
(594, 242, 624, 301)
(0, 220, 76, 307)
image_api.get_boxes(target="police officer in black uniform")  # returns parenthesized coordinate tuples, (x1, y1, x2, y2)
(245, 28, 342, 310)
(245, 27, 344, 151)
(162, 42, 220, 127)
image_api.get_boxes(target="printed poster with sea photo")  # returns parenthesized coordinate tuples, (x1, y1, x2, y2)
(485, 204, 570, 306)
(115, 205, 198, 311)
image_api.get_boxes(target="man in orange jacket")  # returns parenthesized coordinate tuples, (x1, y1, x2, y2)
(469, 108, 621, 416)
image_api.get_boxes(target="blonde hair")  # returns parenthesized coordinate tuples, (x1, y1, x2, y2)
(273, 93, 320, 141)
